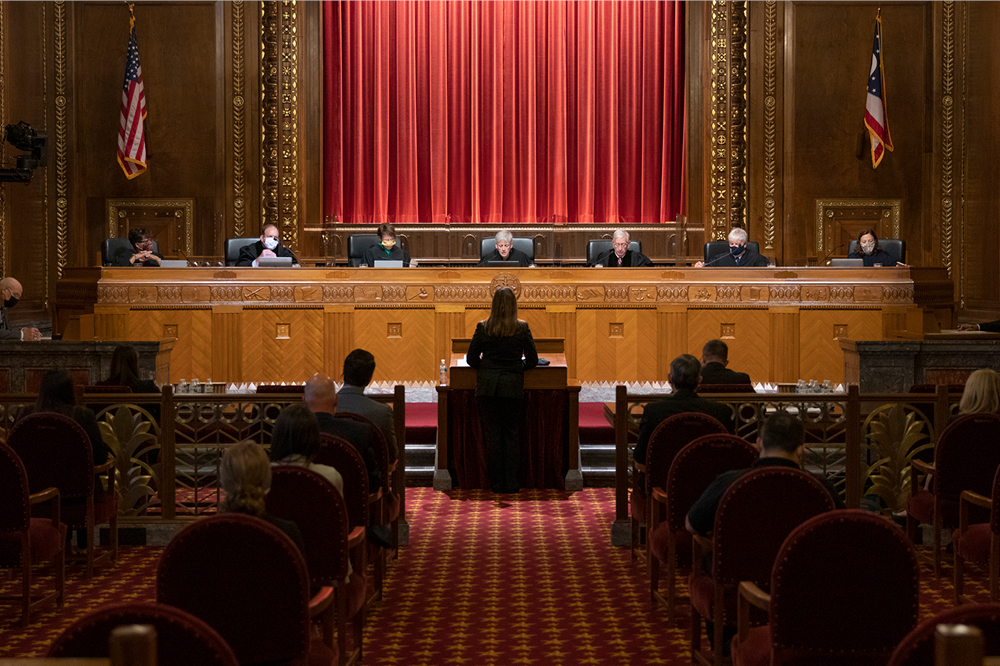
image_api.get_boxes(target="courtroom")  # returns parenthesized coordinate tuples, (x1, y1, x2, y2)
(2, 2, 1000, 665)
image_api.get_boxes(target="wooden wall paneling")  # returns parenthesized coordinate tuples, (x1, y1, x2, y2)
(240, 308, 263, 382)
(323, 305, 355, 379)
(545, 305, 577, 381)
(517, 308, 551, 340)
(686, 1, 708, 246)
(656, 304, 688, 379)
(572, 309, 652, 383)
(686, 307, 770, 384)
(768, 306, 800, 383)
(93, 305, 129, 340)
(257, 308, 323, 383)
(211, 305, 242, 383)
(436, 305, 467, 373)
(799, 308, 882, 383)
(356, 308, 436, 383)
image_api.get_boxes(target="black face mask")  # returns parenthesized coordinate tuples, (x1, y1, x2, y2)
(4, 296, 17, 308)
(730, 244, 746, 256)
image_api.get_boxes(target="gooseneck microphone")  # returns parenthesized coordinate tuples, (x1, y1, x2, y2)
(819, 242, 847, 266)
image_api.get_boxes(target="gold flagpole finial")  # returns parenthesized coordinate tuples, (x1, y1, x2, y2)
(127, 2, 136, 31)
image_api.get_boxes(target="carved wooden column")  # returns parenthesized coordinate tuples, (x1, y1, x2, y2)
(546, 305, 577, 380)
(94, 306, 130, 340)
(656, 304, 689, 379)
(323, 305, 354, 377)
(211, 306, 243, 382)
(435, 305, 466, 369)
(768, 306, 800, 382)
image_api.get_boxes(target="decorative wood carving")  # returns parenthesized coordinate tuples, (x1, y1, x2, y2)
(232, 1, 247, 238)
(814, 199, 902, 255)
(55, 1, 68, 281)
(710, 1, 748, 241)
(106, 198, 195, 258)
(762, 0, 777, 250)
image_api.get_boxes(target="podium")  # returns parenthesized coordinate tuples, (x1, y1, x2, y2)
(434, 338, 581, 491)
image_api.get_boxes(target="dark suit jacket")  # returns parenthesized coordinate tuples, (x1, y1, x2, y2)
(363, 244, 411, 266)
(477, 248, 532, 267)
(466, 322, 538, 398)
(848, 249, 897, 267)
(709, 248, 769, 268)
(315, 411, 381, 492)
(633, 388, 735, 464)
(235, 241, 299, 266)
(699, 361, 753, 389)
(980, 319, 1000, 333)
(336, 386, 398, 460)
(111, 246, 164, 267)
(595, 249, 653, 268)
(0, 306, 20, 340)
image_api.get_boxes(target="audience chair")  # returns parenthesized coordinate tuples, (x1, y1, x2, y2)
(480, 237, 534, 262)
(703, 241, 760, 265)
(347, 234, 380, 267)
(848, 238, 907, 265)
(157, 513, 336, 666)
(7, 412, 117, 578)
(732, 510, 919, 666)
(649, 434, 756, 625)
(102, 238, 160, 266)
(586, 239, 641, 266)
(888, 603, 1000, 666)
(954, 465, 1000, 604)
(689, 467, 837, 666)
(907, 413, 1000, 575)
(48, 601, 239, 666)
(0, 441, 65, 626)
(255, 384, 306, 394)
(268, 466, 366, 666)
(224, 237, 259, 266)
(631, 413, 729, 563)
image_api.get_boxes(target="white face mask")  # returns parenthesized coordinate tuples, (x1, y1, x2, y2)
(263, 237, 279, 251)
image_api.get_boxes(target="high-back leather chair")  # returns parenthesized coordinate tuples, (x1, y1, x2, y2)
(224, 237, 258, 266)
(480, 237, 534, 262)
(157, 513, 336, 666)
(102, 238, 160, 266)
(48, 601, 240, 666)
(848, 238, 906, 264)
(347, 234, 380, 267)
(732, 510, 919, 666)
(586, 239, 642, 266)
(704, 240, 760, 265)
(888, 603, 1000, 666)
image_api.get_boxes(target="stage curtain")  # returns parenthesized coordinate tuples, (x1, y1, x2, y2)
(323, 0, 685, 225)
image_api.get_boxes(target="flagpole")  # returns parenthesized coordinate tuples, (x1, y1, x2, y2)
(127, 2, 135, 31)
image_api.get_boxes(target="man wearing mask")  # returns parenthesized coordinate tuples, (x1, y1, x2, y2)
(0, 277, 41, 341)
(694, 227, 769, 268)
(236, 223, 299, 267)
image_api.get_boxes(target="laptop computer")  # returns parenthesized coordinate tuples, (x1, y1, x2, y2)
(830, 258, 864, 267)
(488, 260, 521, 267)
(258, 256, 294, 267)
(159, 259, 188, 268)
(373, 259, 404, 268)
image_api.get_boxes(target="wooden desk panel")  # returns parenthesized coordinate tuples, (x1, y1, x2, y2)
(54, 266, 950, 385)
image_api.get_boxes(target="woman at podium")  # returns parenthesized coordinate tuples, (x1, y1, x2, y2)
(467, 287, 538, 493)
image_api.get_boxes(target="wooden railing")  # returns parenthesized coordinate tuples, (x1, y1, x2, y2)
(613, 384, 961, 536)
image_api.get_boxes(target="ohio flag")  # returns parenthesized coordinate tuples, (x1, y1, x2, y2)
(864, 9, 893, 168)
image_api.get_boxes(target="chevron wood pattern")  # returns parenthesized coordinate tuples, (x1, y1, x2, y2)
(799, 309, 882, 383)
(240, 309, 264, 382)
(686, 308, 771, 383)
(324, 307, 355, 377)
(256, 310, 325, 383)
(356, 309, 436, 382)
(572, 309, 659, 383)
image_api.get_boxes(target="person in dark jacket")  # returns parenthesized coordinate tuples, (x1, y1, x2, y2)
(98, 345, 158, 393)
(477, 230, 532, 267)
(363, 223, 413, 267)
(694, 227, 769, 268)
(699, 339, 753, 389)
(0, 277, 40, 341)
(236, 223, 299, 266)
(467, 287, 538, 493)
(593, 229, 653, 267)
(848, 229, 900, 267)
(112, 227, 164, 267)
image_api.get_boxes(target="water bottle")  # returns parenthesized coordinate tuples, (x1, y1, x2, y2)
(439, 359, 448, 386)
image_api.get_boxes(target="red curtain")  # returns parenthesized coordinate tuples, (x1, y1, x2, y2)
(323, 0, 685, 225)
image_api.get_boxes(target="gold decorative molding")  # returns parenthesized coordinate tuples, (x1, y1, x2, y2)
(41, 3, 49, 307)
(260, 1, 278, 232)
(232, 1, 246, 238)
(0, 2, 7, 278)
(941, 1, 954, 281)
(814, 199, 901, 253)
(106, 198, 195, 257)
(54, 0, 68, 281)
(762, 1, 777, 250)
(278, 1, 298, 250)
(729, 2, 748, 232)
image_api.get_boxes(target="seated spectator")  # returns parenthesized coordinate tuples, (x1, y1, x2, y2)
(477, 230, 532, 267)
(338, 348, 398, 461)
(304, 373, 382, 493)
(112, 227, 163, 267)
(269, 403, 344, 496)
(18, 369, 109, 466)
(685, 410, 843, 536)
(98, 344, 158, 393)
(593, 229, 652, 267)
(698, 339, 753, 389)
(959, 368, 1000, 415)
(219, 440, 305, 553)
(633, 354, 735, 464)
(363, 223, 414, 267)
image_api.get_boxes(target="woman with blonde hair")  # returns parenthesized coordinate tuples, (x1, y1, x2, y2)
(959, 368, 1000, 415)
(219, 441, 305, 552)
(467, 287, 538, 493)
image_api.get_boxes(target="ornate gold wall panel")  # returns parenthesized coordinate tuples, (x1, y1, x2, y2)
(54, 0, 67, 281)
(260, 1, 278, 232)
(762, 1, 777, 250)
(106, 198, 195, 258)
(0, 2, 7, 278)
(941, 1, 955, 283)
(232, 1, 247, 238)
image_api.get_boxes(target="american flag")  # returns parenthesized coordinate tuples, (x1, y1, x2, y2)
(117, 16, 147, 179)
(864, 10, 893, 168)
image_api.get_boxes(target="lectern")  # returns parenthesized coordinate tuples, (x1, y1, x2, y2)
(435, 338, 581, 491)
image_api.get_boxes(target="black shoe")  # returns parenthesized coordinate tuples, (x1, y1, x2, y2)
(366, 525, 393, 549)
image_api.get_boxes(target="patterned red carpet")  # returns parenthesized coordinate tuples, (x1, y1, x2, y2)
(0, 488, 993, 663)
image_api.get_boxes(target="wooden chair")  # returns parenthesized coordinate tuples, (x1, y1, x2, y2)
(907, 413, 1000, 575)
(696, 384, 756, 394)
(7, 412, 117, 578)
(649, 434, 756, 625)
(157, 513, 336, 666)
(0, 441, 65, 626)
(888, 603, 1000, 666)
(268, 466, 366, 666)
(732, 510, 919, 666)
(954, 465, 1000, 604)
(689, 467, 836, 666)
(47, 601, 239, 666)
(631, 413, 728, 562)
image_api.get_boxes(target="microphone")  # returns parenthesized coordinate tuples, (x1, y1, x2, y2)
(819, 242, 847, 266)
(702, 249, 739, 267)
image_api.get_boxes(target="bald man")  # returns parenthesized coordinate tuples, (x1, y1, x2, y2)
(304, 373, 382, 492)
(0, 277, 40, 341)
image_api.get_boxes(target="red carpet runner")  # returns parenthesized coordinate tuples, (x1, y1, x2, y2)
(0, 488, 993, 663)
